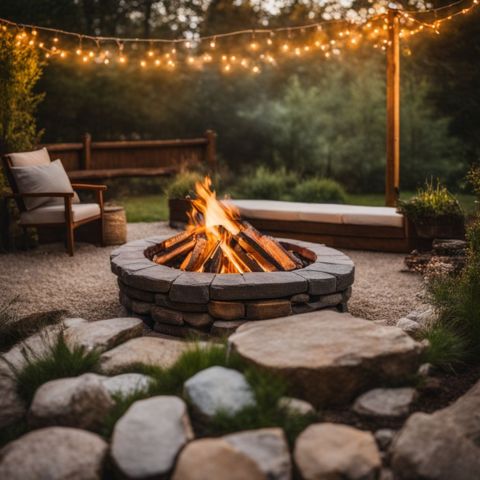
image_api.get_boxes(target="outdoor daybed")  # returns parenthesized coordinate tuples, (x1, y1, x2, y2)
(229, 200, 414, 253)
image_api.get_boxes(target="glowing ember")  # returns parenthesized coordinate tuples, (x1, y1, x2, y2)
(153, 176, 311, 273)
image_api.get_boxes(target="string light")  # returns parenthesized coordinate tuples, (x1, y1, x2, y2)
(0, 0, 477, 73)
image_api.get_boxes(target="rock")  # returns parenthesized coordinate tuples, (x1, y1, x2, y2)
(118, 280, 155, 302)
(432, 239, 467, 255)
(183, 312, 214, 328)
(172, 438, 265, 480)
(290, 293, 310, 304)
(0, 427, 108, 480)
(418, 362, 434, 377)
(374, 429, 396, 450)
(208, 300, 246, 320)
(396, 317, 421, 335)
(101, 373, 152, 396)
(155, 293, 209, 312)
(407, 308, 437, 327)
(353, 388, 417, 418)
(0, 375, 26, 429)
(379, 468, 394, 480)
(169, 272, 215, 304)
(151, 305, 184, 325)
(153, 322, 211, 340)
(99, 336, 189, 374)
(245, 300, 292, 320)
(224, 428, 292, 480)
(129, 300, 152, 315)
(295, 423, 381, 480)
(64, 317, 143, 353)
(211, 320, 248, 336)
(230, 311, 424, 407)
(111, 396, 193, 479)
(184, 366, 255, 418)
(278, 397, 315, 416)
(391, 379, 480, 480)
(28, 373, 114, 431)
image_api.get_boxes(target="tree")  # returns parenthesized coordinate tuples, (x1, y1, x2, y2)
(0, 27, 43, 250)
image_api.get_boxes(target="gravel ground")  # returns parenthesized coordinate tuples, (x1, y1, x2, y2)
(0, 222, 424, 324)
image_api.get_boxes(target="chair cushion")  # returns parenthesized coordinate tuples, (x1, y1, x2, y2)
(230, 199, 404, 228)
(10, 159, 75, 211)
(20, 203, 101, 225)
(7, 148, 51, 167)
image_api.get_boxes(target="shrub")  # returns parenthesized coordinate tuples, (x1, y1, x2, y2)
(165, 172, 203, 199)
(422, 217, 480, 368)
(235, 166, 297, 200)
(398, 178, 463, 222)
(0, 298, 66, 352)
(11, 332, 101, 405)
(291, 178, 347, 203)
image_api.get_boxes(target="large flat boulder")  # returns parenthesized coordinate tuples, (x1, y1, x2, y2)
(390, 379, 480, 480)
(98, 336, 189, 374)
(229, 311, 424, 406)
(28, 373, 114, 431)
(0, 427, 108, 480)
(111, 396, 193, 479)
(64, 317, 143, 353)
(294, 423, 381, 480)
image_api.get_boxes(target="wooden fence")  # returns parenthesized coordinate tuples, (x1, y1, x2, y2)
(43, 130, 217, 181)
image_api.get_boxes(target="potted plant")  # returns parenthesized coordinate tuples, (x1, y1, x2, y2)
(166, 172, 202, 226)
(398, 180, 465, 239)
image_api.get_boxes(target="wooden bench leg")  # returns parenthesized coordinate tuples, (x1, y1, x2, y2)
(66, 224, 74, 256)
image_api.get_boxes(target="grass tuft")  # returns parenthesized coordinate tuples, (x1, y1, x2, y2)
(12, 332, 101, 405)
(423, 324, 467, 371)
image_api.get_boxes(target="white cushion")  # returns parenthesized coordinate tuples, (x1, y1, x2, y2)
(10, 159, 75, 210)
(230, 199, 404, 228)
(20, 203, 100, 225)
(8, 147, 50, 167)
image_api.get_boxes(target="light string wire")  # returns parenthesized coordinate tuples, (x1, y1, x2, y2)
(0, 0, 477, 45)
(0, 0, 477, 71)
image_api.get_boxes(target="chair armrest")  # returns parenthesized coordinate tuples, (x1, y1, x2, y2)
(2, 192, 75, 199)
(71, 183, 107, 191)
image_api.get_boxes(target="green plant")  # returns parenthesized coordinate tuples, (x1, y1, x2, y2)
(0, 28, 44, 251)
(11, 332, 101, 405)
(0, 299, 66, 352)
(291, 178, 347, 203)
(398, 179, 463, 222)
(165, 172, 203, 199)
(235, 166, 297, 200)
(422, 324, 467, 370)
(422, 216, 480, 368)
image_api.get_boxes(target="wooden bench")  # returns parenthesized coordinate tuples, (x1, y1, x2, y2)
(229, 200, 416, 253)
(43, 131, 216, 181)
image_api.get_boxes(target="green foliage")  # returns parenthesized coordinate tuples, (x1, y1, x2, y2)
(422, 324, 467, 371)
(398, 179, 463, 221)
(291, 178, 347, 204)
(235, 166, 297, 200)
(101, 342, 316, 443)
(120, 194, 169, 222)
(11, 332, 101, 405)
(422, 216, 480, 368)
(0, 298, 66, 352)
(165, 172, 203, 199)
(467, 165, 480, 205)
(0, 420, 28, 449)
(0, 28, 43, 251)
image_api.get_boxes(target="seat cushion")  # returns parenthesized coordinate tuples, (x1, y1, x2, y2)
(7, 147, 50, 167)
(230, 199, 403, 228)
(20, 203, 101, 225)
(10, 159, 75, 210)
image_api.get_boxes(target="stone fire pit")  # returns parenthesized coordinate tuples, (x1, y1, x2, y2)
(111, 236, 354, 337)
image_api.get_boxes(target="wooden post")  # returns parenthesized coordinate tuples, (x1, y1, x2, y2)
(386, 9, 400, 207)
(205, 130, 217, 173)
(82, 133, 92, 171)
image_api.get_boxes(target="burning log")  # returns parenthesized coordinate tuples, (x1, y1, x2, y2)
(152, 176, 311, 274)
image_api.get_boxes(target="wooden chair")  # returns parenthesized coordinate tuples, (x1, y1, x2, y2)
(2, 152, 107, 256)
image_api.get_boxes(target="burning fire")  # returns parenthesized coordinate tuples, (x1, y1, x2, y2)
(153, 176, 309, 273)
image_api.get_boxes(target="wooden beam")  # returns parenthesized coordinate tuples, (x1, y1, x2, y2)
(386, 9, 400, 207)
(82, 132, 92, 171)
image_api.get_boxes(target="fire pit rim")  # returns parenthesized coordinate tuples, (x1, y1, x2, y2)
(111, 236, 355, 303)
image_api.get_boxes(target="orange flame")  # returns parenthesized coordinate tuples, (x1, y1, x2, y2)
(185, 176, 248, 273)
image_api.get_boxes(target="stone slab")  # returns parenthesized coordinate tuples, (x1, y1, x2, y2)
(246, 300, 292, 320)
(169, 272, 216, 304)
(208, 300, 246, 320)
(292, 270, 337, 295)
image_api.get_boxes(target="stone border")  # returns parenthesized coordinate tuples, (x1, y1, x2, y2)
(111, 236, 354, 337)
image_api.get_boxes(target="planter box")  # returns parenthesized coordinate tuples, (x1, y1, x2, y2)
(413, 216, 465, 239)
